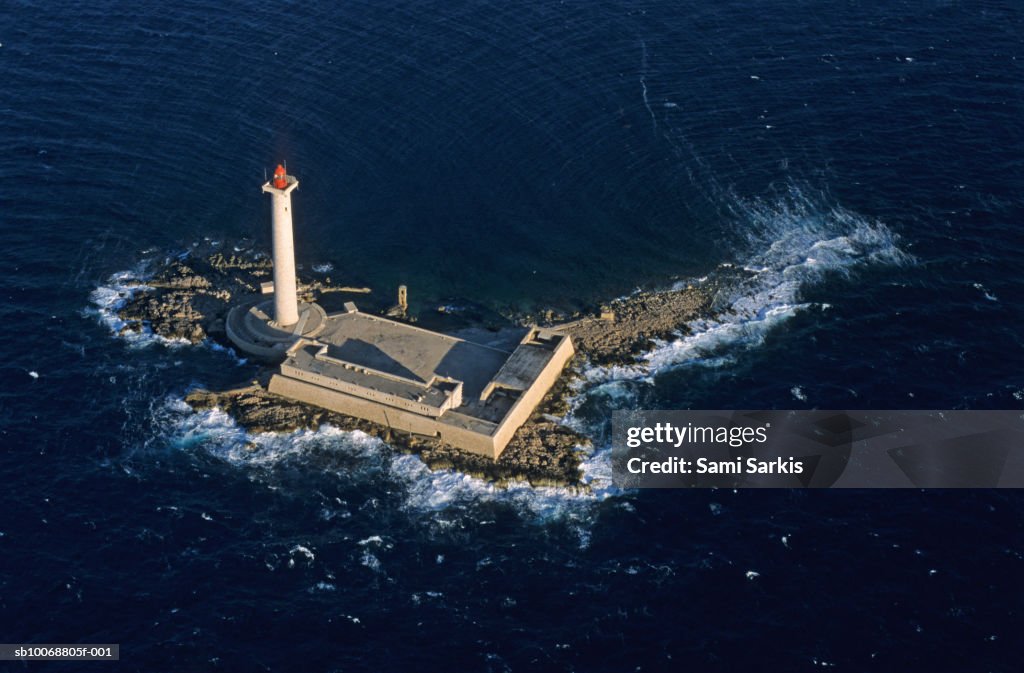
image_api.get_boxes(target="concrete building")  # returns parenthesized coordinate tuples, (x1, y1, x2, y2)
(269, 306, 574, 459)
(229, 164, 574, 459)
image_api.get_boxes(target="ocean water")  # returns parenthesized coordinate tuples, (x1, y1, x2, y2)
(2, 1, 1023, 671)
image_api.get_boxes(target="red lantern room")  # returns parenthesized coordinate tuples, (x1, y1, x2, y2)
(273, 164, 287, 189)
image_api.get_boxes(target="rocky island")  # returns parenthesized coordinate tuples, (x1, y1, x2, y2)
(110, 166, 714, 488)
(113, 246, 711, 487)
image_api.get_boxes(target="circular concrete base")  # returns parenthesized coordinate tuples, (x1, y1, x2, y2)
(226, 297, 327, 361)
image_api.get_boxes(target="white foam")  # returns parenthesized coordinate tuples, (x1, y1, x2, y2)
(290, 545, 316, 562)
(204, 339, 247, 365)
(360, 550, 383, 573)
(155, 397, 615, 535)
(88, 264, 246, 361)
(312, 263, 334, 274)
(155, 398, 248, 454)
(576, 446, 619, 499)
(389, 452, 615, 525)
(576, 363, 650, 387)
(87, 264, 191, 349)
(582, 191, 910, 383)
(973, 282, 998, 302)
(357, 535, 392, 549)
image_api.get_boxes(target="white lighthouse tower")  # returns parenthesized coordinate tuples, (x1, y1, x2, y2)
(225, 161, 326, 360)
(262, 164, 300, 326)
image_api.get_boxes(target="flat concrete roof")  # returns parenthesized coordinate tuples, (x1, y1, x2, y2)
(285, 342, 451, 409)
(278, 309, 568, 433)
(491, 341, 558, 391)
(316, 312, 510, 401)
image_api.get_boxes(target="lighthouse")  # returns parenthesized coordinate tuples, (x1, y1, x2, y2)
(262, 164, 300, 326)
(225, 162, 325, 359)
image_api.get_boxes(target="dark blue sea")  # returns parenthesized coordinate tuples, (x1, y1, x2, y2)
(2, 1, 1023, 670)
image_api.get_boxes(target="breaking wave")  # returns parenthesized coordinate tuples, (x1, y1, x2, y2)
(85, 263, 192, 349)
(151, 397, 616, 536)
(87, 260, 245, 362)
(586, 188, 911, 384)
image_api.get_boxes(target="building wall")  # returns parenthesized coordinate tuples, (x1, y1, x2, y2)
(490, 335, 576, 454)
(268, 375, 499, 457)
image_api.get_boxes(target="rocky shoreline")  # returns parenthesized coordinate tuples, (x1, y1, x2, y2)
(117, 251, 365, 344)
(112, 247, 714, 487)
(185, 373, 587, 488)
(554, 285, 715, 366)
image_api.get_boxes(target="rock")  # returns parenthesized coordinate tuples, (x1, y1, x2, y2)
(116, 249, 340, 346)
(553, 285, 715, 365)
